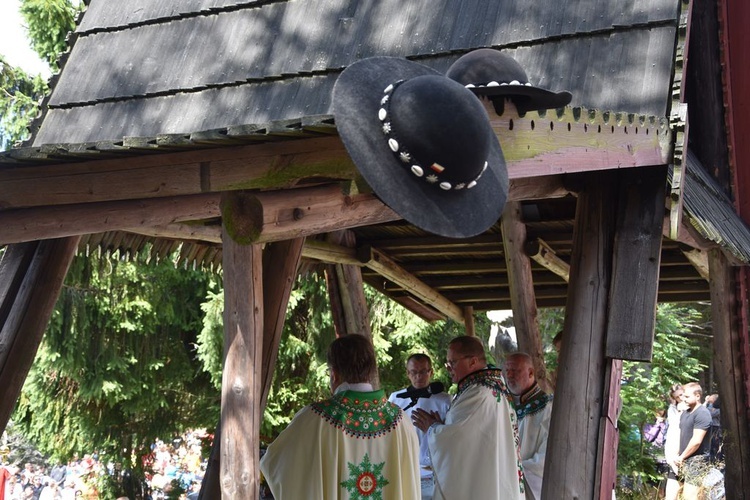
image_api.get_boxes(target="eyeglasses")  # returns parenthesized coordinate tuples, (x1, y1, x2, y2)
(445, 356, 473, 370)
(407, 369, 431, 376)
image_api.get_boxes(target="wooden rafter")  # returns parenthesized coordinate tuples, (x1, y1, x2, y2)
(525, 237, 571, 282)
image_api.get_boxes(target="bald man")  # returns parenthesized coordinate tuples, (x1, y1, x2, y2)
(504, 352, 553, 500)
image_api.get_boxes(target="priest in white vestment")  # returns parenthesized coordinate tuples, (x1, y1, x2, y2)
(260, 334, 421, 499)
(388, 353, 452, 499)
(412, 336, 525, 500)
(504, 352, 553, 500)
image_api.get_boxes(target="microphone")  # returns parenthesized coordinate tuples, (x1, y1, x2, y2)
(396, 381, 445, 400)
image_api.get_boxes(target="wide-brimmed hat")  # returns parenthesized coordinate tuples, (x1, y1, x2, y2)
(333, 57, 508, 238)
(446, 48, 572, 114)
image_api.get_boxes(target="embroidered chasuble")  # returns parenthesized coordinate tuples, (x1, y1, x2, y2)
(260, 389, 420, 499)
(514, 384, 553, 500)
(427, 368, 525, 500)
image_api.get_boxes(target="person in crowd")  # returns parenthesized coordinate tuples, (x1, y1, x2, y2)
(705, 393, 722, 462)
(664, 383, 686, 500)
(38, 478, 62, 500)
(1, 463, 20, 499)
(260, 334, 420, 499)
(388, 353, 451, 500)
(412, 335, 524, 499)
(504, 352, 553, 500)
(668, 382, 712, 500)
(644, 410, 667, 448)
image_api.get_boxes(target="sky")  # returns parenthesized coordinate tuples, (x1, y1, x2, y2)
(0, 0, 53, 78)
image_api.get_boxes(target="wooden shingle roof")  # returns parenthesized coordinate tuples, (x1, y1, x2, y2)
(31, 0, 681, 145)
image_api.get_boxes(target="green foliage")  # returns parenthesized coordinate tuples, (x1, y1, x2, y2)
(1, 0, 81, 149)
(196, 283, 226, 389)
(13, 251, 218, 472)
(616, 303, 706, 490)
(538, 307, 565, 375)
(19, 0, 80, 68)
(0, 57, 47, 149)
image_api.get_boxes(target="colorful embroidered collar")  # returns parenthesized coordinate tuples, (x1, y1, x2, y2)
(311, 389, 403, 438)
(514, 383, 553, 420)
(455, 367, 512, 404)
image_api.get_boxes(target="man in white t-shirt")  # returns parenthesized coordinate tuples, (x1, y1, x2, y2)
(389, 353, 451, 500)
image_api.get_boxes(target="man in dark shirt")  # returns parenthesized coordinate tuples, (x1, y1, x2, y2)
(670, 382, 711, 500)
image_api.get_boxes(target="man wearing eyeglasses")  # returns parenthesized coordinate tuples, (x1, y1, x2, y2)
(412, 336, 524, 500)
(388, 354, 452, 500)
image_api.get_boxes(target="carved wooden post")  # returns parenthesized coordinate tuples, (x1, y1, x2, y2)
(220, 193, 263, 499)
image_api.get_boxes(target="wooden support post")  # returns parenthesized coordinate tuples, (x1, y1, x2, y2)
(501, 201, 549, 391)
(463, 306, 475, 336)
(220, 193, 263, 500)
(543, 172, 617, 500)
(324, 262, 348, 338)
(0, 237, 80, 431)
(197, 424, 221, 500)
(708, 250, 750, 496)
(325, 231, 372, 338)
(606, 167, 666, 361)
(260, 238, 304, 411)
(200, 238, 303, 500)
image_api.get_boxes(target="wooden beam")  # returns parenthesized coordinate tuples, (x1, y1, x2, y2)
(708, 250, 750, 496)
(525, 238, 570, 282)
(0, 175, 567, 245)
(0, 136, 355, 209)
(501, 201, 550, 391)
(679, 245, 710, 281)
(302, 240, 361, 265)
(486, 104, 672, 179)
(260, 238, 304, 412)
(366, 279, 446, 322)
(0, 237, 80, 431)
(0, 106, 664, 211)
(220, 200, 263, 499)
(544, 172, 617, 500)
(606, 166, 666, 361)
(357, 245, 465, 324)
(0, 193, 221, 245)
(302, 240, 464, 323)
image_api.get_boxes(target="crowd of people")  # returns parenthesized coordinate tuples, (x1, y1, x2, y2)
(643, 383, 724, 500)
(0, 454, 106, 499)
(0, 431, 208, 500)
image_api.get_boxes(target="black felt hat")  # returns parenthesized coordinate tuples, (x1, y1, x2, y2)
(446, 49, 572, 114)
(333, 57, 508, 238)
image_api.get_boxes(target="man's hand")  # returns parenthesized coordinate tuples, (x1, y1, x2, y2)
(411, 408, 443, 432)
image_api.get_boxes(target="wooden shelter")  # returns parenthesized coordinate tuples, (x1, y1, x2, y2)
(1, 0, 750, 497)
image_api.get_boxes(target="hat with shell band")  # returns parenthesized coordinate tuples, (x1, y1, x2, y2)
(333, 56, 508, 238)
(446, 48, 572, 114)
